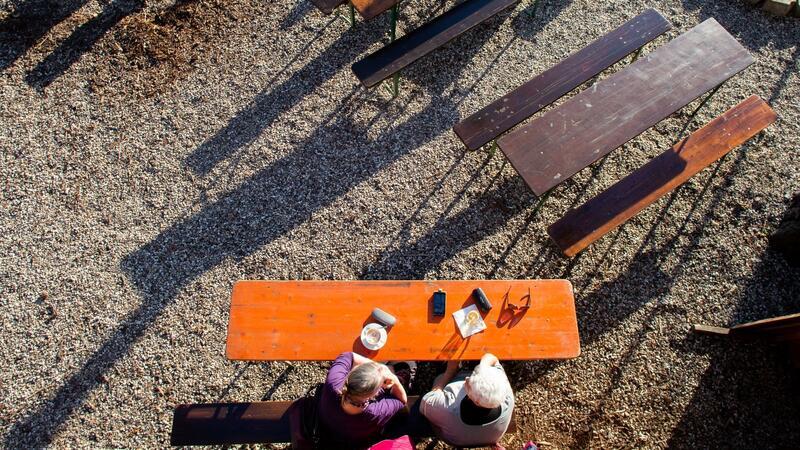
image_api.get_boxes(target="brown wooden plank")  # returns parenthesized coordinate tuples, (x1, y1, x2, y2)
(226, 280, 579, 361)
(692, 324, 731, 336)
(352, 0, 518, 88)
(171, 396, 516, 445)
(498, 18, 755, 197)
(170, 401, 294, 445)
(730, 323, 800, 342)
(351, 0, 401, 20)
(547, 95, 776, 256)
(453, 8, 672, 150)
(309, 0, 346, 15)
(730, 312, 800, 332)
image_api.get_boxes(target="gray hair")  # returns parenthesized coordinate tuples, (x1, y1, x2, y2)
(465, 363, 509, 408)
(342, 362, 382, 398)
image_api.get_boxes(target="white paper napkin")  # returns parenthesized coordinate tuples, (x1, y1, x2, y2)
(452, 304, 487, 338)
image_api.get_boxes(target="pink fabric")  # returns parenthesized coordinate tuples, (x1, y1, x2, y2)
(368, 435, 414, 450)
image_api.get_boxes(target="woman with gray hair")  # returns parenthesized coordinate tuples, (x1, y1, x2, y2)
(420, 353, 514, 448)
(318, 352, 408, 447)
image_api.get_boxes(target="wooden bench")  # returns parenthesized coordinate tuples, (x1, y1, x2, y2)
(547, 95, 777, 256)
(171, 395, 517, 446)
(453, 8, 672, 151)
(496, 18, 754, 197)
(171, 400, 296, 446)
(693, 313, 800, 368)
(352, 0, 519, 88)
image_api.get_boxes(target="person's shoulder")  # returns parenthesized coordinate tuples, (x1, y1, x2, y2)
(326, 352, 353, 389)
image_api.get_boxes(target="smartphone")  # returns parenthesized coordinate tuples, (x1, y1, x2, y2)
(432, 290, 446, 316)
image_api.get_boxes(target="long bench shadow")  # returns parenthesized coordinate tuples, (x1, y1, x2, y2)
(681, 0, 799, 51)
(505, 139, 757, 381)
(666, 251, 800, 448)
(25, 0, 143, 89)
(361, 174, 533, 279)
(502, 136, 793, 445)
(0, 0, 89, 70)
(2, 8, 508, 447)
(183, 16, 384, 176)
(511, 0, 572, 42)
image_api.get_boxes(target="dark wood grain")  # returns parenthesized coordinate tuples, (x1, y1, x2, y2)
(352, 0, 518, 87)
(170, 401, 294, 445)
(547, 95, 776, 256)
(309, 0, 346, 15)
(453, 9, 671, 150)
(351, 0, 402, 20)
(171, 396, 517, 445)
(731, 313, 800, 343)
(498, 18, 754, 197)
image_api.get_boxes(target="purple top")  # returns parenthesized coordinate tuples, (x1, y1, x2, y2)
(319, 352, 405, 445)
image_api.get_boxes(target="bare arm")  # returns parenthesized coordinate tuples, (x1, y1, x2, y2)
(378, 365, 407, 404)
(388, 372, 408, 404)
(351, 352, 373, 367)
(431, 360, 460, 391)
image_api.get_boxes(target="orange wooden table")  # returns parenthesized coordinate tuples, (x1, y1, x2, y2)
(226, 280, 580, 361)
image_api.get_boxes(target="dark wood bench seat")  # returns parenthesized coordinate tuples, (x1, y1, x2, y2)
(310, 0, 347, 15)
(453, 8, 671, 151)
(171, 395, 517, 446)
(497, 18, 754, 197)
(352, 0, 519, 88)
(547, 95, 777, 256)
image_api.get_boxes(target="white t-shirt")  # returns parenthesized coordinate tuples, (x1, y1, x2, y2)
(420, 364, 514, 446)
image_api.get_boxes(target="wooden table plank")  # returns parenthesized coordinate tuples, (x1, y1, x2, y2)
(454, 8, 672, 150)
(497, 18, 754, 197)
(351, 0, 519, 87)
(547, 95, 777, 256)
(226, 280, 579, 361)
(351, 0, 402, 20)
(309, 0, 347, 15)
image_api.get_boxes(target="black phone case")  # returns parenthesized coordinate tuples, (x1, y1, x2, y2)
(433, 290, 446, 316)
(473, 288, 492, 312)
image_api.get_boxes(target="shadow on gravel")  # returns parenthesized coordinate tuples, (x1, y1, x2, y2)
(681, 0, 800, 51)
(184, 17, 380, 176)
(3, 7, 514, 448)
(0, 0, 89, 70)
(280, 0, 314, 29)
(503, 138, 761, 383)
(667, 251, 800, 448)
(25, 0, 143, 90)
(511, 0, 571, 42)
(361, 173, 535, 279)
(767, 46, 799, 105)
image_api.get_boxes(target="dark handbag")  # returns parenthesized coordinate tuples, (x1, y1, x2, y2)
(300, 383, 324, 446)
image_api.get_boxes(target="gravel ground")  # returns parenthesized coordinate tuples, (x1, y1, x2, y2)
(1, 0, 799, 448)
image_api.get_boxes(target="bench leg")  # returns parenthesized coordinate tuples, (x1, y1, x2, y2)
(384, 3, 401, 98)
(528, 0, 541, 17)
(337, 2, 356, 28)
(687, 83, 724, 123)
(487, 140, 499, 156)
(531, 189, 552, 216)
(629, 47, 642, 64)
